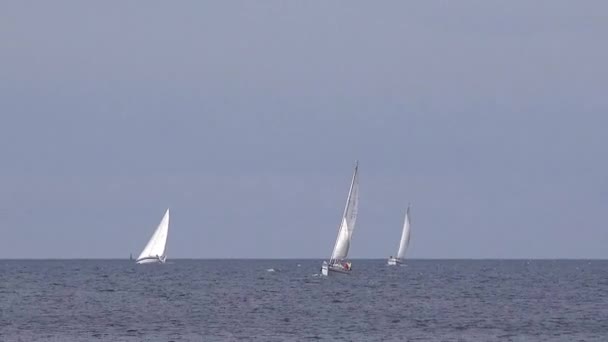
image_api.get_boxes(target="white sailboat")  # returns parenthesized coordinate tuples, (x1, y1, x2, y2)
(321, 161, 359, 276)
(136, 209, 170, 264)
(388, 204, 411, 266)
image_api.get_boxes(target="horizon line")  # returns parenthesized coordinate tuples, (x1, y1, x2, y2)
(1, 257, 606, 261)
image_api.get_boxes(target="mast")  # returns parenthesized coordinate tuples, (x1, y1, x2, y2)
(329, 160, 358, 264)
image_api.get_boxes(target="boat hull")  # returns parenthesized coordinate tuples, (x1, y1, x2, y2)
(136, 255, 166, 264)
(321, 261, 352, 276)
(387, 257, 403, 266)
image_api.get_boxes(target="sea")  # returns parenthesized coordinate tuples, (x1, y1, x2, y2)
(1, 259, 607, 341)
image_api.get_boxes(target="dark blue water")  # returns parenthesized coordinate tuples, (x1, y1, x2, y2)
(1, 260, 607, 341)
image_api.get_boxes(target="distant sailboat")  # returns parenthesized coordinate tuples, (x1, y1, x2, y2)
(321, 161, 359, 276)
(388, 204, 411, 266)
(136, 209, 170, 264)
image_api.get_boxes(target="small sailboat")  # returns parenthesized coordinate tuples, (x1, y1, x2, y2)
(321, 161, 359, 276)
(136, 209, 170, 264)
(388, 204, 411, 266)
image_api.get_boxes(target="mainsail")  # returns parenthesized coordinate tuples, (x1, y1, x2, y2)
(136, 209, 170, 263)
(330, 162, 359, 262)
(396, 205, 411, 259)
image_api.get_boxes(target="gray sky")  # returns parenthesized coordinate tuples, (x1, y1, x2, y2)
(1, 1, 606, 258)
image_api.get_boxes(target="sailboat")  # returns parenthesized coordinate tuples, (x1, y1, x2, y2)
(321, 161, 359, 276)
(388, 204, 411, 266)
(136, 209, 170, 264)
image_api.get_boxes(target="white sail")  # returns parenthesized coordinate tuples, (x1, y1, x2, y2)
(331, 217, 351, 261)
(136, 209, 170, 263)
(396, 205, 411, 259)
(330, 162, 359, 262)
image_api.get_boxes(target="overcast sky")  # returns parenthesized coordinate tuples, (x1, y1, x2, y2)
(1, 1, 606, 258)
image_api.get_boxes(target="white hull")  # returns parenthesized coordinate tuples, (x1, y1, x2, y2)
(136, 255, 166, 264)
(321, 261, 351, 276)
(387, 257, 403, 266)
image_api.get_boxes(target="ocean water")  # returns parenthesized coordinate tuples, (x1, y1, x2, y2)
(0, 260, 607, 341)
